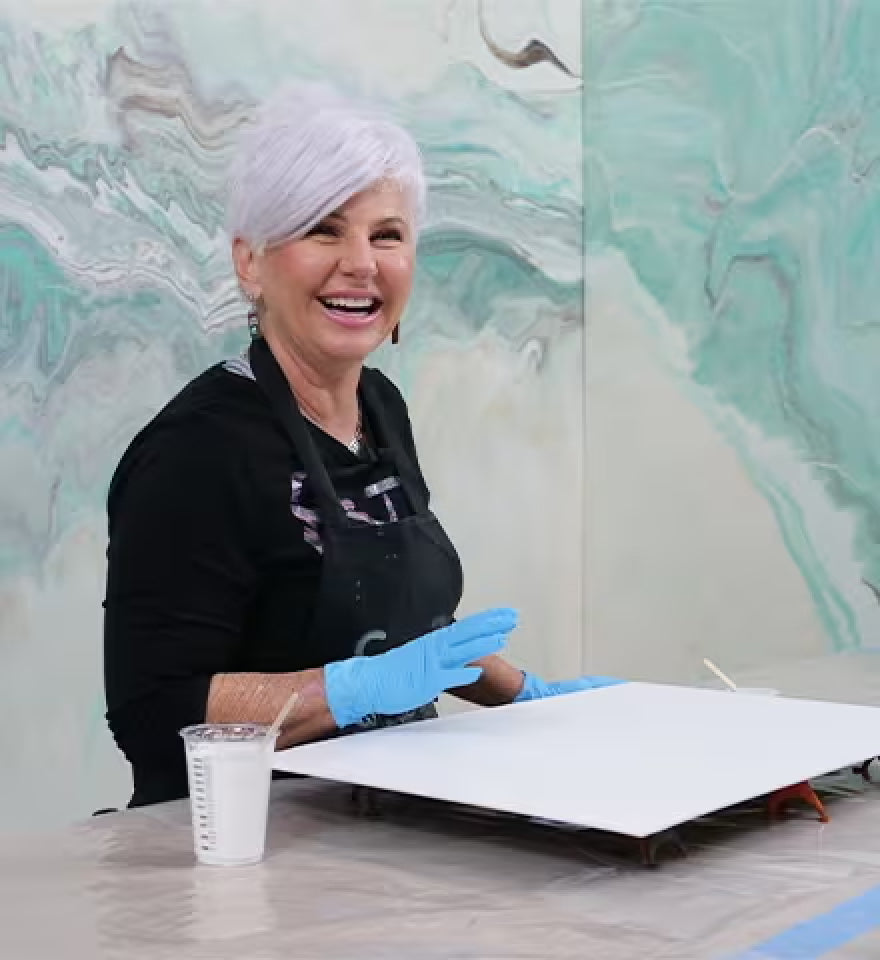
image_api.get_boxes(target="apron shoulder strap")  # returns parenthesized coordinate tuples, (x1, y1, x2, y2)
(359, 369, 430, 514)
(247, 338, 347, 523)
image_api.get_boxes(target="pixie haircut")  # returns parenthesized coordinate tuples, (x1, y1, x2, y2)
(226, 83, 426, 252)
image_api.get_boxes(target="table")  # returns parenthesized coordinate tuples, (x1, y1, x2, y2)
(3, 652, 880, 959)
(2, 777, 880, 959)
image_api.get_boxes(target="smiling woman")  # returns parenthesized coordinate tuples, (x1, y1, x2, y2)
(228, 85, 424, 405)
(102, 83, 618, 809)
(234, 186, 415, 409)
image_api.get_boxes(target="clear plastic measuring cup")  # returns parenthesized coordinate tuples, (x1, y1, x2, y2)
(180, 724, 277, 866)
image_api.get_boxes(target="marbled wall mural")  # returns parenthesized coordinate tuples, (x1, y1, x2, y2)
(583, 0, 880, 682)
(8, 0, 875, 831)
(0, 0, 583, 827)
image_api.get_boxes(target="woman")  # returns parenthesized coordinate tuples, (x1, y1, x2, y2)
(103, 84, 620, 808)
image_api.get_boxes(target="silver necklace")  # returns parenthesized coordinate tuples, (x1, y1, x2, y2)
(301, 405, 363, 455)
(345, 417, 364, 455)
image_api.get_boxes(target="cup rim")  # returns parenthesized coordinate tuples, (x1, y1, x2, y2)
(180, 722, 274, 742)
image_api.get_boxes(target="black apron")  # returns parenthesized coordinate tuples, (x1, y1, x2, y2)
(248, 338, 464, 729)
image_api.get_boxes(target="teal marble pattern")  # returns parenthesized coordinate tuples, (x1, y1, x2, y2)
(0, 0, 583, 826)
(584, 0, 880, 660)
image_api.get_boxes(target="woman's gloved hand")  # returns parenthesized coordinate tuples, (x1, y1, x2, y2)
(514, 671, 625, 703)
(325, 608, 519, 728)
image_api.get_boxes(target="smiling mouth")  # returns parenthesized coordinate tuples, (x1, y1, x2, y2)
(317, 296, 383, 319)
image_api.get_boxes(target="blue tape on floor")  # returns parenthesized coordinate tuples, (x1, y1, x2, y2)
(728, 884, 880, 959)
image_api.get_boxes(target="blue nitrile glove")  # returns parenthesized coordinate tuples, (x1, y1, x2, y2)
(325, 608, 519, 728)
(514, 671, 626, 703)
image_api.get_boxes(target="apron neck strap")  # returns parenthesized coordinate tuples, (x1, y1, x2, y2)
(358, 373, 430, 514)
(248, 338, 347, 523)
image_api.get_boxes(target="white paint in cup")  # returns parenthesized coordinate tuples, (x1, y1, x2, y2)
(180, 724, 276, 866)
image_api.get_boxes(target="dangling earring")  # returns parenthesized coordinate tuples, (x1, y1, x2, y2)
(246, 291, 261, 339)
(391, 324, 400, 345)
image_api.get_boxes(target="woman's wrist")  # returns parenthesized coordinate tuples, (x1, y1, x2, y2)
(450, 655, 526, 707)
(323, 659, 369, 729)
(206, 668, 336, 747)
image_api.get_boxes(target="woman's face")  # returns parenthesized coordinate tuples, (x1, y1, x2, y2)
(235, 183, 416, 366)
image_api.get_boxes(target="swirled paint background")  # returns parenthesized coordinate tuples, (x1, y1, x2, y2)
(2, 0, 879, 829)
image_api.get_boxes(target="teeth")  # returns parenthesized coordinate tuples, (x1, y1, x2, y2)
(322, 297, 375, 309)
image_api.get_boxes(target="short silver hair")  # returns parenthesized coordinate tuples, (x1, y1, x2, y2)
(226, 83, 426, 252)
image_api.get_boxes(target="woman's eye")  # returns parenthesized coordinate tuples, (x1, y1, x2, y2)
(373, 229, 403, 243)
(307, 223, 340, 238)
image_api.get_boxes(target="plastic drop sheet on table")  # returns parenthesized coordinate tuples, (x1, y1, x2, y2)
(319, 767, 880, 958)
(3, 742, 880, 957)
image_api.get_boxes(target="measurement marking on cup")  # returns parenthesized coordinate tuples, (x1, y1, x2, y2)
(192, 752, 216, 851)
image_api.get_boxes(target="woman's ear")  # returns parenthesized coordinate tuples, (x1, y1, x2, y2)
(232, 236, 261, 297)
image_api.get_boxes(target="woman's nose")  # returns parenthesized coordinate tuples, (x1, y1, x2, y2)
(339, 235, 378, 278)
